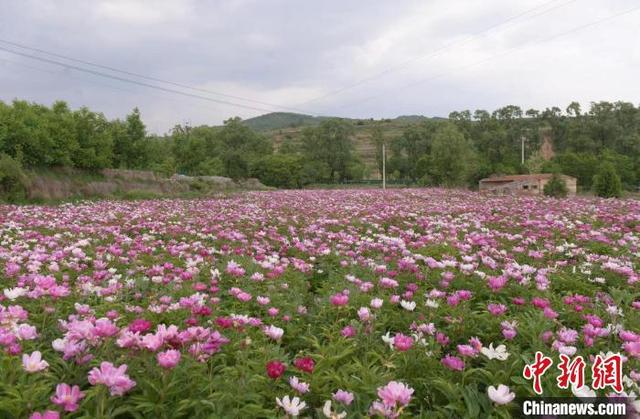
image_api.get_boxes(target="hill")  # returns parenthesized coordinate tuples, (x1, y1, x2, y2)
(242, 112, 331, 131)
(259, 115, 440, 179)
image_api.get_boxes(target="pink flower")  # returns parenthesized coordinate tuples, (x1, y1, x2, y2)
(333, 389, 354, 405)
(377, 381, 414, 407)
(294, 356, 315, 373)
(487, 303, 507, 316)
(22, 351, 49, 372)
(88, 362, 136, 396)
(16, 324, 38, 340)
(441, 355, 465, 371)
(623, 341, 640, 358)
(289, 376, 310, 394)
(266, 360, 286, 379)
(543, 307, 559, 319)
(341, 325, 356, 338)
(51, 383, 85, 412)
(128, 318, 152, 333)
(358, 307, 371, 321)
(263, 325, 284, 341)
(157, 349, 181, 369)
(393, 333, 413, 352)
(94, 318, 119, 337)
(330, 293, 349, 306)
(29, 411, 59, 419)
(457, 344, 478, 357)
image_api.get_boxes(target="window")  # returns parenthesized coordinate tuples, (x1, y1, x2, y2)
(523, 185, 529, 189)
(532, 185, 538, 189)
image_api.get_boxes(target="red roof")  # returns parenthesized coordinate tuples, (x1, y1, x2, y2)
(479, 174, 575, 183)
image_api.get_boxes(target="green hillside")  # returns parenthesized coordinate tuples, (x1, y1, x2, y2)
(242, 112, 331, 131)
(260, 115, 432, 179)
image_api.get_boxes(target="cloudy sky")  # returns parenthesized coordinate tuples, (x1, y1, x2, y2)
(1, 0, 639, 133)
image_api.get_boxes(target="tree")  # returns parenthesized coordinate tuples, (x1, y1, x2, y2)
(0, 154, 29, 202)
(592, 162, 622, 198)
(543, 173, 568, 198)
(301, 119, 355, 182)
(371, 124, 385, 178)
(425, 123, 478, 187)
(250, 154, 304, 188)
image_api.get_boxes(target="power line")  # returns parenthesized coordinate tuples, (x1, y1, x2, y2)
(297, 0, 577, 107)
(0, 56, 234, 116)
(0, 45, 297, 115)
(332, 4, 640, 112)
(0, 38, 314, 115)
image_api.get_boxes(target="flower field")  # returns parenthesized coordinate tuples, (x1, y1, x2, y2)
(1, 189, 640, 418)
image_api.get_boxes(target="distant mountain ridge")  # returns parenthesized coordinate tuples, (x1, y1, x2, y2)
(242, 112, 439, 131)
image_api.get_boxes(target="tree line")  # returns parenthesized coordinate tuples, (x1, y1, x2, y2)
(0, 99, 638, 199)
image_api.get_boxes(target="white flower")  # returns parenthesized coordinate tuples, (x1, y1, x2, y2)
(276, 395, 306, 417)
(381, 332, 395, 349)
(289, 376, 310, 394)
(425, 299, 439, 308)
(263, 325, 284, 341)
(571, 384, 596, 399)
(607, 305, 624, 317)
(322, 400, 347, 419)
(480, 343, 510, 361)
(370, 298, 383, 309)
(487, 384, 515, 405)
(557, 345, 577, 356)
(400, 300, 416, 311)
(3, 287, 27, 300)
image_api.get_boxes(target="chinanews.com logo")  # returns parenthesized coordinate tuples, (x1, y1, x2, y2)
(519, 351, 632, 418)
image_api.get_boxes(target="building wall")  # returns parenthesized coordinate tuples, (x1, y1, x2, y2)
(480, 177, 577, 196)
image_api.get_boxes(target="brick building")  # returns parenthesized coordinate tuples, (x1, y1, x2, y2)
(479, 174, 577, 196)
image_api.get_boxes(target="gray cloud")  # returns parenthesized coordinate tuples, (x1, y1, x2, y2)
(1, 0, 639, 133)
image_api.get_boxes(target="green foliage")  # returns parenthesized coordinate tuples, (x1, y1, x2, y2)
(592, 162, 623, 198)
(424, 122, 478, 187)
(250, 154, 304, 188)
(0, 153, 29, 202)
(3, 98, 640, 191)
(543, 173, 568, 198)
(301, 119, 360, 183)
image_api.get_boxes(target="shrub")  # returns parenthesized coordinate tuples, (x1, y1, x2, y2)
(0, 154, 30, 202)
(543, 173, 568, 198)
(592, 163, 622, 198)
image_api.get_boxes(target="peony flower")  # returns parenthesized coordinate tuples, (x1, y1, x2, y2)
(276, 395, 306, 416)
(393, 333, 413, 352)
(441, 355, 465, 371)
(481, 343, 510, 361)
(263, 325, 284, 341)
(400, 300, 416, 311)
(88, 362, 136, 396)
(4, 287, 27, 300)
(22, 351, 49, 373)
(266, 360, 286, 379)
(330, 293, 349, 306)
(157, 349, 181, 369)
(294, 356, 315, 373)
(322, 400, 347, 419)
(51, 383, 85, 412)
(29, 411, 60, 419)
(378, 381, 413, 406)
(572, 384, 596, 399)
(487, 384, 515, 405)
(289, 376, 310, 394)
(332, 389, 354, 405)
(370, 298, 383, 309)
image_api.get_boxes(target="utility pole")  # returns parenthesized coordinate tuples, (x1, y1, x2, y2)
(521, 136, 526, 165)
(382, 142, 386, 190)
